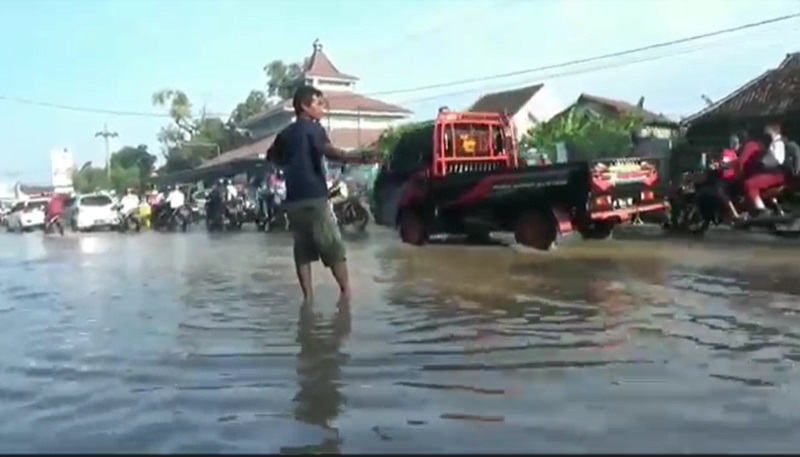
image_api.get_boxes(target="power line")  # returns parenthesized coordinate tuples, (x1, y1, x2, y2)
(397, 22, 800, 108)
(346, 11, 800, 99)
(0, 12, 797, 118)
(0, 94, 174, 118)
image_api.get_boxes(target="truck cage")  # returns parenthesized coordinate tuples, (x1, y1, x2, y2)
(432, 111, 519, 178)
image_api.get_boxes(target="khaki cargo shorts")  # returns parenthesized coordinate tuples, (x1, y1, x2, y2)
(285, 199, 346, 267)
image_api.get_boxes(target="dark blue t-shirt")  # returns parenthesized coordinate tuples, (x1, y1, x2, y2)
(271, 118, 330, 204)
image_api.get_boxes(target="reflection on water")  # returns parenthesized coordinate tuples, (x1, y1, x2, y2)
(3, 230, 800, 452)
(283, 302, 351, 454)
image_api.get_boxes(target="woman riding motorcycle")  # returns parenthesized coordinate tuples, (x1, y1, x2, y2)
(743, 123, 786, 216)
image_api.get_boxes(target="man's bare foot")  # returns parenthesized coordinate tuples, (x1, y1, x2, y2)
(338, 288, 352, 305)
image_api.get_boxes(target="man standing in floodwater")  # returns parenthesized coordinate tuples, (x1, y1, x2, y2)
(267, 85, 370, 303)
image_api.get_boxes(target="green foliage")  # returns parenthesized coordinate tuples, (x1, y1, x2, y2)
(230, 90, 269, 125)
(151, 59, 306, 175)
(375, 121, 433, 156)
(73, 145, 157, 194)
(520, 104, 645, 162)
(263, 60, 305, 100)
(152, 89, 251, 174)
(72, 162, 108, 194)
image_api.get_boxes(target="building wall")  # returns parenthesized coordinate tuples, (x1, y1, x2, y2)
(304, 76, 355, 93)
(248, 110, 404, 138)
(510, 86, 566, 139)
(323, 114, 405, 131)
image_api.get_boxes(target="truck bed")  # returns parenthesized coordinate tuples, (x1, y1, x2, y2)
(429, 162, 590, 208)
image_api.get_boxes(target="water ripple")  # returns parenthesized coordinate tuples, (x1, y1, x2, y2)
(4, 231, 800, 452)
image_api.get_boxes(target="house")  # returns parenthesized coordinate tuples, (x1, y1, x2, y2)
(468, 84, 564, 139)
(553, 93, 679, 140)
(197, 40, 412, 176)
(683, 52, 800, 144)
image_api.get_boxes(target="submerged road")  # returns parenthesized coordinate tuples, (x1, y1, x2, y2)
(2, 226, 800, 452)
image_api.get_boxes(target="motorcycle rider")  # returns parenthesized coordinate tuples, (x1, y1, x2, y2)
(45, 192, 67, 225)
(166, 185, 186, 214)
(225, 179, 238, 202)
(119, 188, 140, 216)
(743, 123, 785, 216)
(715, 136, 742, 219)
(206, 179, 226, 223)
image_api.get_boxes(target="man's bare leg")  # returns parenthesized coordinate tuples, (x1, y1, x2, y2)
(329, 261, 351, 302)
(726, 201, 740, 219)
(295, 261, 314, 303)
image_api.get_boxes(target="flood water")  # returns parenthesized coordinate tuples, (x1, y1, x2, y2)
(3, 227, 800, 453)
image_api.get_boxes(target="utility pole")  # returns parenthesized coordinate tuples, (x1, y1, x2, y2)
(94, 123, 119, 182)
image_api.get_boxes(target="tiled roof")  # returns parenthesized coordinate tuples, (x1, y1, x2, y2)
(305, 39, 358, 80)
(239, 93, 410, 129)
(685, 52, 800, 125)
(468, 84, 543, 115)
(238, 40, 410, 128)
(325, 92, 410, 114)
(198, 134, 276, 169)
(576, 93, 676, 125)
(199, 128, 385, 168)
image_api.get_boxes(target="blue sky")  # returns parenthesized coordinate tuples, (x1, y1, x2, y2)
(1, 0, 799, 184)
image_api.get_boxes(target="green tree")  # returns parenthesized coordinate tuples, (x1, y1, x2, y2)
(263, 60, 305, 100)
(230, 90, 269, 125)
(73, 144, 158, 194)
(375, 121, 431, 156)
(152, 88, 249, 173)
(110, 144, 157, 190)
(520, 103, 644, 163)
(72, 162, 108, 193)
(152, 57, 307, 175)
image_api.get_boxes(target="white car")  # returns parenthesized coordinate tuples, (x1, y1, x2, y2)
(65, 193, 118, 231)
(5, 198, 49, 232)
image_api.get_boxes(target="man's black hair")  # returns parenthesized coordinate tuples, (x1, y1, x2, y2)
(293, 85, 323, 116)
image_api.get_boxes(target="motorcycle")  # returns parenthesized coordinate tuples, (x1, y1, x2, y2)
(205, 194, 244, 232)
(113, 205, 142, 233)
(329, 179, 369, 232)
(153, 204, 191, 232)
(255, 180, 287, 232)
(241, 196, 259, 225)
(665, 163, 791, 235)
(43, 214, 65, 236)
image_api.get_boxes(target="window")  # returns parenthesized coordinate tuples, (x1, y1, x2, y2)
(80, 195, 113, 207)
(10, 202, 24, 213)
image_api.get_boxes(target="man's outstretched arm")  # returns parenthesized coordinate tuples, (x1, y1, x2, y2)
(312, 124, 377, 164)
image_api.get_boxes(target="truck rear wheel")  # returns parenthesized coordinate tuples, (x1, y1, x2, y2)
(399, 209, 428, 246)
(514, 211, 556, 250)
